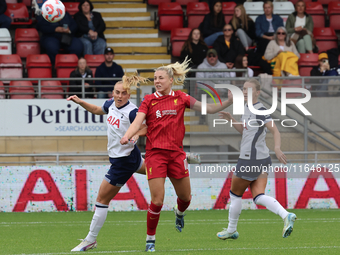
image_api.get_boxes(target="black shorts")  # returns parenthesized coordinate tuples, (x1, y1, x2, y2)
(104, 146, 143, 187)
(234, 156, 272, 181)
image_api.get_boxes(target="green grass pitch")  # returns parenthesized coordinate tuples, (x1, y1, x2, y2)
(1, 209, 340, 255)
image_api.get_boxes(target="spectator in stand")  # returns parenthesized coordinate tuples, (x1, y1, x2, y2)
(69, 57, 94, 98)
(36, 12, 83, 64)
(255, 1, 284, 56)
(199, 0, 225, 46)
(229, 5, 256, 51)
(74, 0, 106, 55)
(230, 55, 254, 78)
(196, 49, 232, 94)
(310, 50, 340, 97)
(95, 47, 124, 99)
(213, 24, 245, 69)
(264, 27, 300, 77)
(285, 0, 314, 54)
(0, 0, 11, 29)
(180, 28, 208, 69)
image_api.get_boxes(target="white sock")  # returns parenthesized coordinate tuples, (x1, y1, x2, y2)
(146, 235, 155, 241)
(227, 191, 242, 233)
(254, 194, 289, 220)
(85, 203, 108, 242)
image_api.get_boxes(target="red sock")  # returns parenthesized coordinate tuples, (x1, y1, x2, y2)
(147, 202, 162, 235)
(177, 197, 191, 213)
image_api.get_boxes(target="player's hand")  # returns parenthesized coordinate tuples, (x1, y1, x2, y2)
(275, 148, 287, 164)
(218, 111, 232, 121)
(67, 95, 82, 104)
(120, 137, 129, 145)
(130, 134, 139, 144)
(227, 89, 233, 103)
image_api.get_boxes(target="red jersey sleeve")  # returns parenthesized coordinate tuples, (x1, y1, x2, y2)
(138, 96, 150, 114)
(180, 91, 197, 109)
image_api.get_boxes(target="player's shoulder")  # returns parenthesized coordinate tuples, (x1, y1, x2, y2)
(103, 98, 114, 109)
(141, 93, 155, 103)
(175, 90, 190, 98)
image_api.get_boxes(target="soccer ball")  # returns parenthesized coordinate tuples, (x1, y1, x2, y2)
(41, 0, 65, 23)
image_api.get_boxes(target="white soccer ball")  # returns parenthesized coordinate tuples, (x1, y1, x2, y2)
(41, 0, 65, 23)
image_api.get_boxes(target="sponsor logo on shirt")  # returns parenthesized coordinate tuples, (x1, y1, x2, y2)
(152, 102, 158, 106)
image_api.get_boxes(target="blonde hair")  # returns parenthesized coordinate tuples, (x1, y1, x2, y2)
(231, 5, 249, 31)
(116, 73, 149, 94)
(263, 1, 273, 9)
(246, 78, 261, 91)
(155, 57, 191, 85)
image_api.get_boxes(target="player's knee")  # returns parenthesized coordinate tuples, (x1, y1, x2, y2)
(253, 193, 265, 204)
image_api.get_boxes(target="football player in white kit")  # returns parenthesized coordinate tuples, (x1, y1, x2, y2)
(217, 78, 297, 240)
(68, 74, 149, 252)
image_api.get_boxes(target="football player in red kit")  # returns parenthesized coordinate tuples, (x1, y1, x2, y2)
(120, 58, 233, 252)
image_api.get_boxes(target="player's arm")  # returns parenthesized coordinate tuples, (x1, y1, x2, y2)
(219, 111, 243, 134)
(130, 124, 147, 144)
(266, 122, 287, 165)
(191, 90, 233, 114)
(67, 95, 105, 115)
(120, 112, 146, 144)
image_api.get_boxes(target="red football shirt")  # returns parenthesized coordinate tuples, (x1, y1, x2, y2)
(138, 90, 197, 151)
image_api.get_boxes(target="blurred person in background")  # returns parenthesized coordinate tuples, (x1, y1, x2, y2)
(230, 54, 254, 79)
(229, 4, 256, 51)
(264, 27, 300, 77)
(0, 0, 11, 29)
(285, 0, 315, 54)
(255, 1, 284, 57)
(180, 28, 208, 69)
(74, 0, 107, 55)
(200, 0, 225, 46)
(69, 57, 94, 98)
(213, 24, 245, 69)
(95, 47, 124, 99)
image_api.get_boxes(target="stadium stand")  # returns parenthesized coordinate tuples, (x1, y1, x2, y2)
(55, 54, 78, 88)
(41, 80, 64, 99)
(26, 54, 52, 82)
(158, 2, 183, 31)
(84, 54, 105, 77)
(5, 3, 32, 25)
(318, 0, 335, 6)
(9, 80, 34, 99)
(222, 2, 237, 24)
(148, 0, 171, 5)
(64, 2, 80, 17)
(15, 28, 40, 58)
(244, 1, 264, 22)
(170, 27, 191, 57)
(186, 2, 209, 29)
(306, 2, 325, 28)
(328, 1, 340, 31)
(175, 0, 199, 6)
(298, 53, 319, 77)
(0, 28, 12, 55)
(0, 81, 4, 99)
(273, 1, 295, 24)
(0, 54, 22, 84)
(313, 27, 338, 53)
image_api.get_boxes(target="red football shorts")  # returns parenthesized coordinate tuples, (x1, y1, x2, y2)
(145, 149, 189, 180)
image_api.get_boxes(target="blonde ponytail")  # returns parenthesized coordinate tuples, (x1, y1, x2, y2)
(155, 56, 191, 85)
(117, 72, 149, 94)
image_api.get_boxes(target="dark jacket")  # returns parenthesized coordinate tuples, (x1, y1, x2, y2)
(95, 62, 124, 92)
(69, 68, 94, 98)
(229, 17, 256, 40)
(200, 13, 226, 38)
(213, 35, 245, 63)
(180, 42, 208, 68)
(0, 0, 7, 15)
(255, 14, 284, 38)
(36, 12, 78, 40)
(74, 11, 106, 40)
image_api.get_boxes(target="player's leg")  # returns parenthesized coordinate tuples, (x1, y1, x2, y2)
(71, 180, 121, 252)
(251, 173, 296, 238)
(146, 177, 165, 252)
(217, 175, 250, 240)
(135, 159, 146, 175)
(169, 176, 191, 232)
